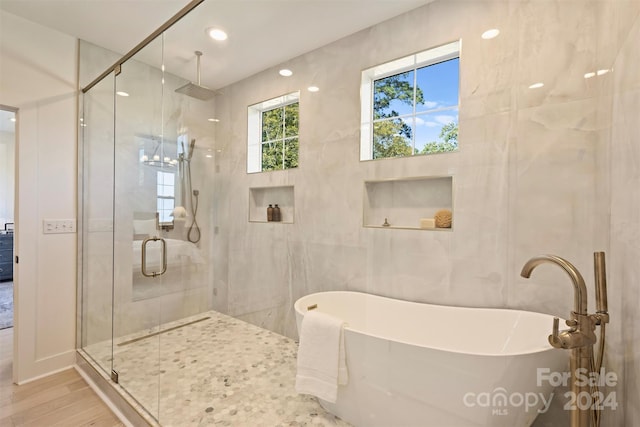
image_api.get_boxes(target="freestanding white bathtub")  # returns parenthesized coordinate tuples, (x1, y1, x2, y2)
(294, 291, 567, 427)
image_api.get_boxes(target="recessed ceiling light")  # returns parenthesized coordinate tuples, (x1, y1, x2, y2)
(584, 72, 596, 79)
(596, 69, 610, 76)
(206, 154, 213, 158)
(307, 86, 319, 92)
(116, 91, 129, 97)
(208, 118, 220, 122)
(207, 28, 228, 41)
(481, 29, 500, 39)
(279, 69, 293, 77)
(528, 82, 544, 89)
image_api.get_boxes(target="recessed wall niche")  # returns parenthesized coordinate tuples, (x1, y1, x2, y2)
(249, 185, 295, 223)
(363, 176, 453, 230)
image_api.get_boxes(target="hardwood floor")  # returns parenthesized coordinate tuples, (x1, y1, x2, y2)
(0, 328, 124, 427)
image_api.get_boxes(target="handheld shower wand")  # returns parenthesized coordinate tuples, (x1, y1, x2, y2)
(188, 138, 196, 161)
(185, 139, 200, 243)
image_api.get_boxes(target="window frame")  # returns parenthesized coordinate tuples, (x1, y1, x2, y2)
(360, 40, 461, 161)
(247, 91, 300, 173)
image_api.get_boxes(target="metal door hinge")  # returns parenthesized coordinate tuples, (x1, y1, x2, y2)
(111, 369, 119, 383)
(15, 255, 18, 264)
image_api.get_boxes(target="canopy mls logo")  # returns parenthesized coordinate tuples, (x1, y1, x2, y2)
(462, 367, 620, 417)
(462, 388, 553, 416)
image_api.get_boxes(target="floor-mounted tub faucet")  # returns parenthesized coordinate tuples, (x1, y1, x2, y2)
(521, 252, 609, 427)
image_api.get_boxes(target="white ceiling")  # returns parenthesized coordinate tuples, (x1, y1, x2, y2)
(0, 0, 431, 90)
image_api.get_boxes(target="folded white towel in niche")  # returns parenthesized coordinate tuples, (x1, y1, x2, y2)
(295, 310, 348, 403)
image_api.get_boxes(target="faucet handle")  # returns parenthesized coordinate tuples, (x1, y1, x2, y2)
(549, 317, 563, 348)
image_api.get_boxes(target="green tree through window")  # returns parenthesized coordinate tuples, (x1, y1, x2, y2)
(261, 102, 299, 171)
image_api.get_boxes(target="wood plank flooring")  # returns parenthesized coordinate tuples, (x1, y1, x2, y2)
(0, 328, 124, 427)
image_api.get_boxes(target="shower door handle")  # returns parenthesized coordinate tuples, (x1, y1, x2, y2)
(141, 236, 167, 278)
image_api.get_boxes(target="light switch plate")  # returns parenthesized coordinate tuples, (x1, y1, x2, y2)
(43, 219, 76, 234)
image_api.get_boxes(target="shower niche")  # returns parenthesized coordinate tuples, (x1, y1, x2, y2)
(363, 176, 453, 230)
(249, 185, 295, 223)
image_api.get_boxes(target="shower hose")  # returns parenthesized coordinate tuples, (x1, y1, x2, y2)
(185, 155, 201, 244)
(590, 322, 607, 427)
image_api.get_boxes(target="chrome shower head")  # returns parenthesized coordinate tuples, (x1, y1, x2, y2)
(175, 82, 215, 101)
(175, 51, 216, 101)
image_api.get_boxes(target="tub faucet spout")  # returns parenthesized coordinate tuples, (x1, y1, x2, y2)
(520, 254, 587, 315)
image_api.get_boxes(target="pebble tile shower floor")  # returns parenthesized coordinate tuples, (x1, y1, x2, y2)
(84, 310, 351, 427)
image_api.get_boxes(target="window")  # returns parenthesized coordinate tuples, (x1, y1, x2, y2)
(247, 92, 300, 173)
(156, 171, 175, 223)
(360, 41, 460, 160)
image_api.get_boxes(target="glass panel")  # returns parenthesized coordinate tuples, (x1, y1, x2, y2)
(373, 70, 415, 119)
(373, 117, 413, 159)
(80, 72, 115, 376)
(284, 137, 299, 169)
(262, 107, 283, 142)
(113, 34, 164, 420)
(262, 141, 284, 171)
(414, 109, 458, 154)
(284, 102, 299, 137)
(415, 57, 459, 113)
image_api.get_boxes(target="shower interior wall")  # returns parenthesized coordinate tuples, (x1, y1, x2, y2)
(77, 0, 640, 425)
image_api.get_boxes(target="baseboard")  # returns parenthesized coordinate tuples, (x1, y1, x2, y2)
(15, 363, 74, 385)
(16, 349, 76, 384)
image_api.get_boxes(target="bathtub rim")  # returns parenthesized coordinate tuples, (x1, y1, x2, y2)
(294, 290, 564, 358)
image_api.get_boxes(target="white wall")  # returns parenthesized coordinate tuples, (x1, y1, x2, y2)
(0, 11, 78, 383)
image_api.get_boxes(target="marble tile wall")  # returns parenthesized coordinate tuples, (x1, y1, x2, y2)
(213, 0, 611, 333)
(609, 5, 640, 426)
(212, 1, 640, 425)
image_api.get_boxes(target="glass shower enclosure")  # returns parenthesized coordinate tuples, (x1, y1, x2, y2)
(79, 5, 216, 420)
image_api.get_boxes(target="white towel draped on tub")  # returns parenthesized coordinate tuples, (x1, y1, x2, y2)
(295, 310, 348, 403)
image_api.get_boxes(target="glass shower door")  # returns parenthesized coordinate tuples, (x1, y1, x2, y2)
(111, 35, 166, 420)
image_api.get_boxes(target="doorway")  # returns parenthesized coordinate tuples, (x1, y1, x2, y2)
(0, 107, 16, 385)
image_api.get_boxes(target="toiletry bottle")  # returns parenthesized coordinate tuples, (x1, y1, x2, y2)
(273, 204, 281, 222)
(267, 204, 274, 222)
